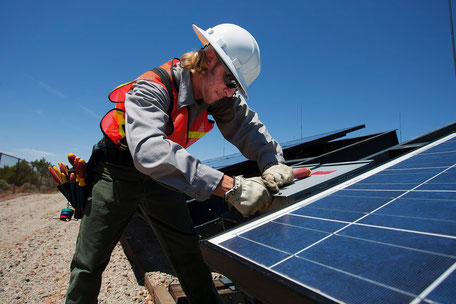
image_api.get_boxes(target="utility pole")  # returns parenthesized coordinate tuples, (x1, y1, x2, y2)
(449, 0, 456, 78)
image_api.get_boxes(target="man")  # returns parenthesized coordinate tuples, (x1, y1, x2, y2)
(66, 23, 294, 304)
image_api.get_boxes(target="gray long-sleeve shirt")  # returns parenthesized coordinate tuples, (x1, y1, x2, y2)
(125, 64, 284, 201)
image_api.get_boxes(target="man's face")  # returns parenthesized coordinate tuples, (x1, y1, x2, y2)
(200, 57, 238, 105)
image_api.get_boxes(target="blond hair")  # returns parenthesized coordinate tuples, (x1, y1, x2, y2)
(180, 47, 210, 75)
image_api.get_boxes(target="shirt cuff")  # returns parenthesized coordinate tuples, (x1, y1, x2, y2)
(186, 164, 224, 201)
(258, 154, 285, 173)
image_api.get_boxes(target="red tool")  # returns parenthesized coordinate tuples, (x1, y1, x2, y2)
(59, 162, 69, 177)
(53, 166, 64, 182)
(48, 166, 62, 184)
(75, 159, 87, 186)
(294, 167, 311, 179)
(311, 170, 336, 175)
(67, 153, 76, 166)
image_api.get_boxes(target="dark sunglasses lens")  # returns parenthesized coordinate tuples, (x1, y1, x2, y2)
(224, 73, 238, 89)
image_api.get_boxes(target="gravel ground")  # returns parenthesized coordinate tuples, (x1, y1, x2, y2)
(0, 192, 179, 303)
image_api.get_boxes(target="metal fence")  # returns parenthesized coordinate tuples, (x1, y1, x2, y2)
(0, 152, 56, 197)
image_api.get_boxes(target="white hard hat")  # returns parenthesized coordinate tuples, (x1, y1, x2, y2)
(192, 23, 261, 99)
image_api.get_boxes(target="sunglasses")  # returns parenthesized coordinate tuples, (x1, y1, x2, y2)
(223, 71, 238, 89)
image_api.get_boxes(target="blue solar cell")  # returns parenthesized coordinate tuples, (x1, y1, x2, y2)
(417, 183, 456, 191)
(338, 189, 405, 198)
(340, 224, 456, 256)
(297, 235, 456, 295)
(383, 167, 444, 173)
(391, 151, 455, 169)
(359, 213, 456, 236)
(239, 221, 331, 255)
(306, 194, 393, 213)
(373, 197, 456, 222)
(292, 206, 365, 222)
(426, 268, 456, 303)
(271, 256, 415, 304)
(219, 236, 290, 267)
(272, 214, 346, 233)
(359, 168, 442, 184)
(425, 167, 456, 184)
(417, 168, 456, 190)
(404, 190, 456, 201)
(425, 139, 456, 153)
(346, 183, 418, 190)
(350, 167, 455, 191)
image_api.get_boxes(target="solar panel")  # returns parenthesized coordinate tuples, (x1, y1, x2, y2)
(204, 133, 456, 304)
(201, 125, 365, 170)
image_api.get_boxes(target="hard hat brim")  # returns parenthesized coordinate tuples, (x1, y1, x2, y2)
(192, 24, 249, 99)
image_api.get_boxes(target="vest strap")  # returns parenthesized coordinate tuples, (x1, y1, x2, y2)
(152, 67, 176, 135)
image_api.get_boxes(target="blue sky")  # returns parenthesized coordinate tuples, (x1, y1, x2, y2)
(1, 0, 455, 167)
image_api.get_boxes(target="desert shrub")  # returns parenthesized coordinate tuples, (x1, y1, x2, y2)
(21, 182, 31, 191)
(0, 179, 11, 191)
(19, 182, 39, 193)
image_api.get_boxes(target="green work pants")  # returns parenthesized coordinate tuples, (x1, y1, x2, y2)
(65, 161, 221, 304)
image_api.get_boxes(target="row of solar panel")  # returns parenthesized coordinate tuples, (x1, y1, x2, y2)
(214, 135, 456, 303)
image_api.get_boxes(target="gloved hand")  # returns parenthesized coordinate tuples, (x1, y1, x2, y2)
(225, 176, 272, 217)
(262, 163, 294, 193)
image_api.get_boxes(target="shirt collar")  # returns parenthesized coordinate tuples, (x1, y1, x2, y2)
(176, 66, 196, 109)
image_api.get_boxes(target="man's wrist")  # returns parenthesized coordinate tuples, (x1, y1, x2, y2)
(213, 175, 235, 197)
(262, 161, 279, 172)
(224, 176, 241, 199)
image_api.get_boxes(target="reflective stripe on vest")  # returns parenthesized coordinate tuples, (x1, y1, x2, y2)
(100, 59, 214, 148)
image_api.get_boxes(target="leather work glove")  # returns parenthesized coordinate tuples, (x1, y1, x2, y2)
(262, 163, 294, 193)
(225, 176, 272, 217)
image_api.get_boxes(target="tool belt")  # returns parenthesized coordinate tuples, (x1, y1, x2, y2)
(92, 136, 134, 166)
(55, 137, 133, 219)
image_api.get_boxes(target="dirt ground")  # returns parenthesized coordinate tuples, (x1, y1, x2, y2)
(0, 193, 154, 303)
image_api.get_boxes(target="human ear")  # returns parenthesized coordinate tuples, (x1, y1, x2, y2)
(206, 49, 217, 68)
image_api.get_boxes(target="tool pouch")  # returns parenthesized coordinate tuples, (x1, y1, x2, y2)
(56, 154, 95, 219)
(57, 177, 85, 219)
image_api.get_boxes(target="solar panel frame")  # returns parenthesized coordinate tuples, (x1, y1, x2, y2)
(275, 161, 372, 201)
(202, 132, 456, 304)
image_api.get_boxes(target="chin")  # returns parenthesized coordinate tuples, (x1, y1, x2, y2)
(202, 96, 218, 105)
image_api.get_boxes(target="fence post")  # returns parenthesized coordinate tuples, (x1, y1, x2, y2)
(12, 158, 20, 194)
(39, 174, 43, 193)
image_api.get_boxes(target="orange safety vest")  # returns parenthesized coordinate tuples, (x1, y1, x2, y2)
(100, 59, 214, 149)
